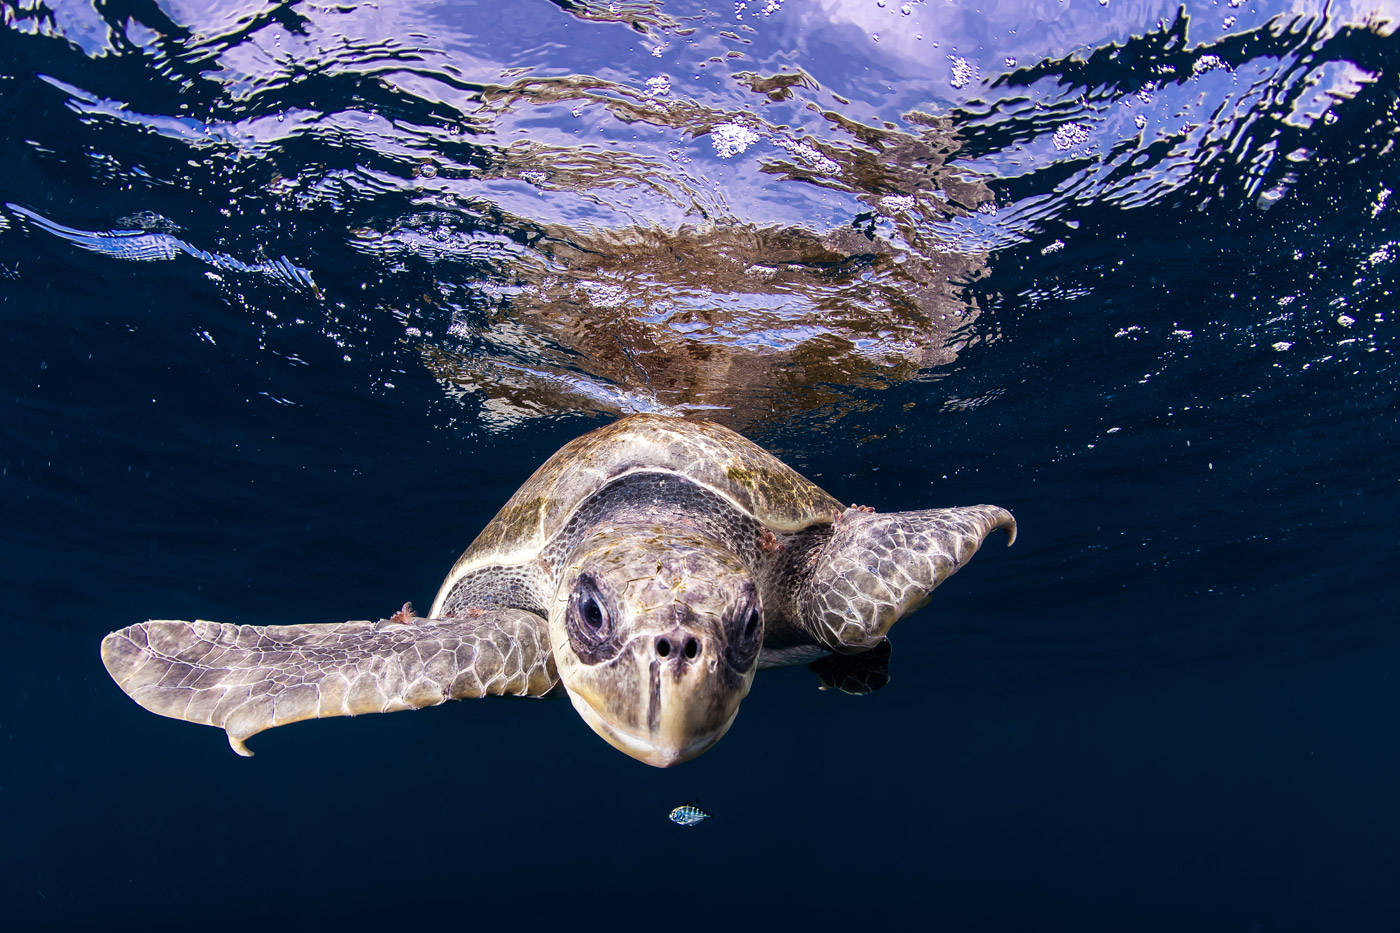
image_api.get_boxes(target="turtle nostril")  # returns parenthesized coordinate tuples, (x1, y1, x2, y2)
(657, 635, 701, 662)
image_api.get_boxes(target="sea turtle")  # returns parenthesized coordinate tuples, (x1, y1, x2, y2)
(100, 414, 1015, 767)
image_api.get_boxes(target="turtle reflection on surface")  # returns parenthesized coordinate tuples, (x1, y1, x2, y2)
(425, 216, 991, 430)
(372, 72, 997, 430)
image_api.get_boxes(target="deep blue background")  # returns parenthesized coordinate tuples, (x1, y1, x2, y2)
(3, 1, 1398, 929)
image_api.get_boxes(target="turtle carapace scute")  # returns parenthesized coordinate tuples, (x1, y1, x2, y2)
(100, 414, 1015, 767)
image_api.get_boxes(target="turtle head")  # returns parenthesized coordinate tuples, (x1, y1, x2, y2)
(548, 523, 763, 767)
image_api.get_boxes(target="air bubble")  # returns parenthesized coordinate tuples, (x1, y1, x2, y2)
(948, 56, 977, 89)
(1052, 123, 1091, 150)
(711, 122, 760, 158)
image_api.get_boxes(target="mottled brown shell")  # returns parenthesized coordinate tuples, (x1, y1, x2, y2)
(443, 414, 843, 579)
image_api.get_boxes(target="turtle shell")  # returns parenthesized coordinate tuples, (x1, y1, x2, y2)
(438, 414, 843, 587)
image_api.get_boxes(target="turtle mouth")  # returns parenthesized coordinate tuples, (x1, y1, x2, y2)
(566, 690, 740, 768)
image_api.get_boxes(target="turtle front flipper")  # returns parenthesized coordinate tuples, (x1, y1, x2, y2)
(100, 611, 557, 756)
(799, 505, 1016, 653)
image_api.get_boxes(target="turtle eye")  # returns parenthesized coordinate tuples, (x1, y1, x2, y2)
(742, 606, 760, 640)
(723, 592, 763, 672)
(567, 575, 618, 662)
(579, 591, 605, 631)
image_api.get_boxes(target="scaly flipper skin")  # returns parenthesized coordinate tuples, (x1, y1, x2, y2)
(800, 505, 1017, 652)
(100, 612, 557, 756)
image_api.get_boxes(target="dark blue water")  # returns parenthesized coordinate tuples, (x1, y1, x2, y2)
(3, 0, 1397, 928)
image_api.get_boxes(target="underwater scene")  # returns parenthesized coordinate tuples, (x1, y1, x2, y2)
(2, 0, 1397, 928)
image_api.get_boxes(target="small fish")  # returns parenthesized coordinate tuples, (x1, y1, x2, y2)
(668, 801, 711, 827)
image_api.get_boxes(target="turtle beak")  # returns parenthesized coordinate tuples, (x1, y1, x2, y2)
(566, 630, 755, 768)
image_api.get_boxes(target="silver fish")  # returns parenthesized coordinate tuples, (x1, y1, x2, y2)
(668, 802, 711, 827)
